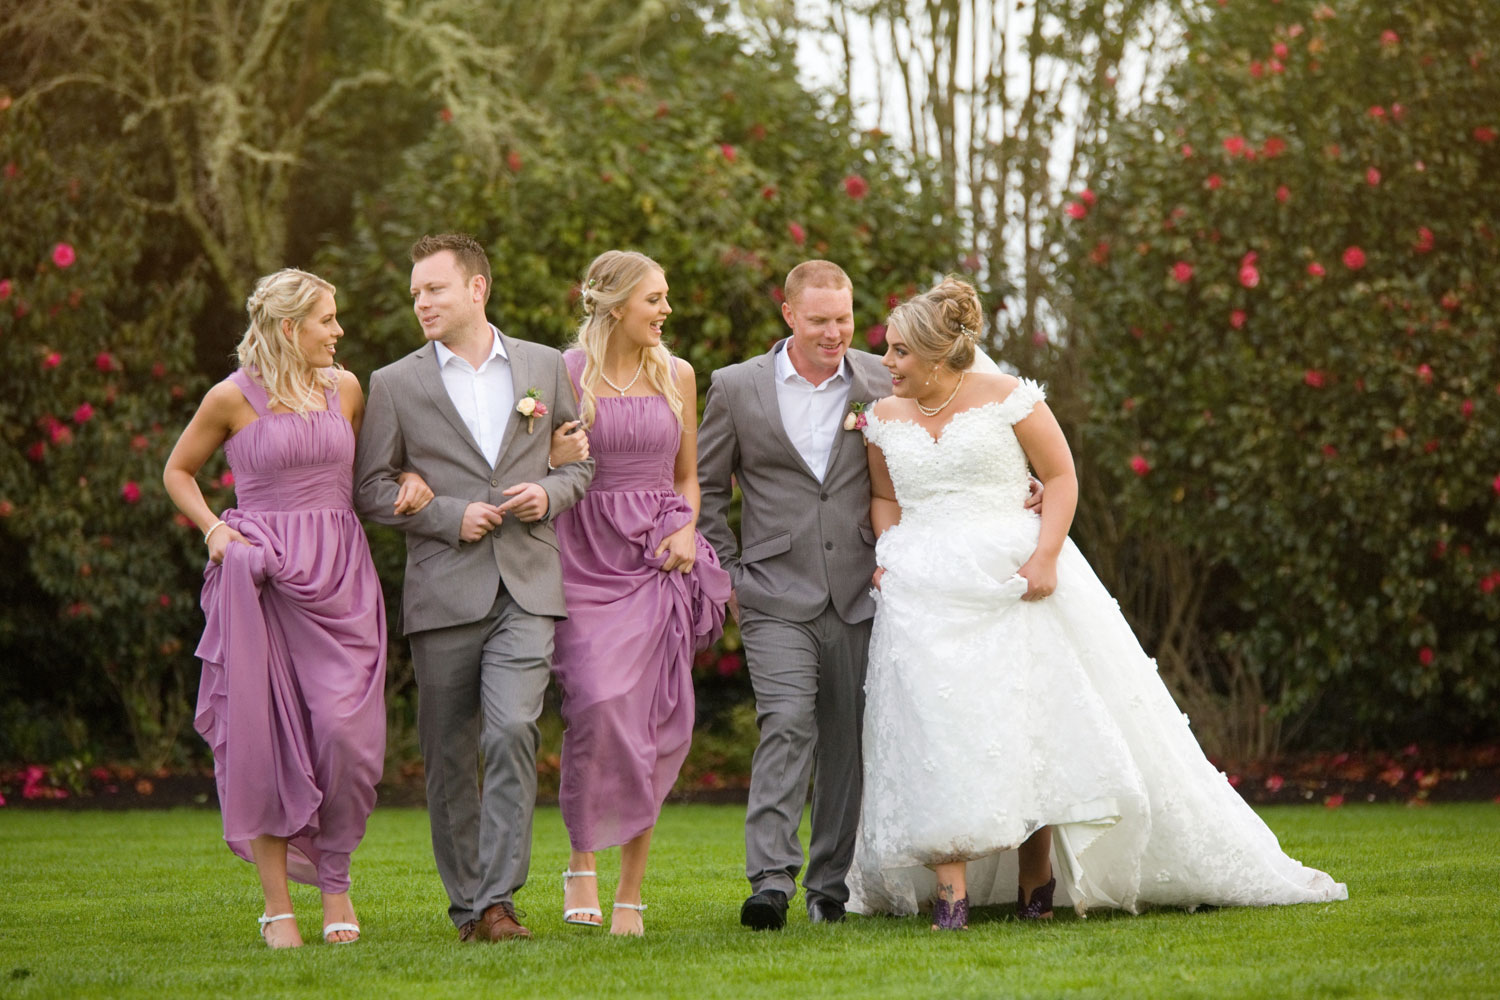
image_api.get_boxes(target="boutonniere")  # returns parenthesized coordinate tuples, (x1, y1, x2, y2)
(843, 400, 869, 431)
(516, 388, 548, 433)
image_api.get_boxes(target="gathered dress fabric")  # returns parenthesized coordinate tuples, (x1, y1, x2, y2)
(193, 368, 386, 893)
(847, 380, 1346, 916)
(552, 350, 731, 851)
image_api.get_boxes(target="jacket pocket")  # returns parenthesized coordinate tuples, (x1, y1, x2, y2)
(527, 520, 560, 551)
(858, 523, 876, 546)
(741, 531, 791, 564)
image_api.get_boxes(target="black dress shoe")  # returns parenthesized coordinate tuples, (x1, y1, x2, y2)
(740, 889, 789, 930)
(808, 900, 846, 924)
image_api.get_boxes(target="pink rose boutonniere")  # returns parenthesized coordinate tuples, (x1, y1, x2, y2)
(843, 400, 869, 431)
(517, 388, 548, 433)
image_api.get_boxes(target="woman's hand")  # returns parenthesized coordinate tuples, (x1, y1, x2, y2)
(550, 421, 589, 468)
(1016, 553, 1057, 601)
(394, 471, 435, 515)
(655, 522, 697, 574)
(207, 524, 251, 565)
(872, 567, 886, 590)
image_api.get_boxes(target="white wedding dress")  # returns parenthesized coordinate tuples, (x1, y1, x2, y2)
(847, 379, 1346, 916)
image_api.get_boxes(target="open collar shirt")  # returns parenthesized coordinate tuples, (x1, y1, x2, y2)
(773, 340, 852, 483)
(435, 325, 512, 469)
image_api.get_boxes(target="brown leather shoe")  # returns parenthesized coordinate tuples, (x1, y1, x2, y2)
(476, 902, 532, 941)
(457, 919, 478, 942)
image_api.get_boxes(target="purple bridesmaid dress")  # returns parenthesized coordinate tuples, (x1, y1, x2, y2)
(193, 368, 386, 893)
(553, 350, 731, 851)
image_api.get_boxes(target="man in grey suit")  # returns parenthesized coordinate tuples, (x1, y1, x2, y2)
(354, 233, 593, 942)
(698, 260, 890, 929)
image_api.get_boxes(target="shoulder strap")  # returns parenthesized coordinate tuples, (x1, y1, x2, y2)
(230, 368, 271, 417)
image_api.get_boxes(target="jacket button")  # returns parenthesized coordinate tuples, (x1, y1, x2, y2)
(824, 541, 833, 550)
(820, 492, 829, 501)
(491, 479, 499, 487)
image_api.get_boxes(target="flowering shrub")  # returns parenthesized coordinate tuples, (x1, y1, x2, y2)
(1059, 0, 1500, 746)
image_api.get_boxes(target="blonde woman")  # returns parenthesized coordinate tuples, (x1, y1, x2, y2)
(547, 250, 730, 935)
(164, 268, 431, 947)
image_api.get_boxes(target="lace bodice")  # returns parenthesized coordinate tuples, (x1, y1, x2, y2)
(862, 379, 1045, 527)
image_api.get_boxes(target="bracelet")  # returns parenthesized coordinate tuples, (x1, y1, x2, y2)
(203, 520, 228, 544)
(547, 459, 557, 471)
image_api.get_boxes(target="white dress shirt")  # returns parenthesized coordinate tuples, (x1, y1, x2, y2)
(773, 341, 852, 483)
(435, 326, 513, 468)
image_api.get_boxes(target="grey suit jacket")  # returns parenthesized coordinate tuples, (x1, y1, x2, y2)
(697, 343, 890, 624)
(354, 333, 594, 633)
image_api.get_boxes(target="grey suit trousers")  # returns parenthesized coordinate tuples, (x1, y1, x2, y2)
(408, 586, 552, 927)
(740, 602, 872, 908)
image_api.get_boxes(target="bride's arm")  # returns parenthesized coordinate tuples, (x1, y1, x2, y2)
(1012, 402, 1077, 600)
(868, 439, 900, 590)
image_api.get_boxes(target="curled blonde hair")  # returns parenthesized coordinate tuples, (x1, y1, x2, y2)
(886, 276, 982, 372)
(572, 250, 683, 429)
(236, 268, 338, 415)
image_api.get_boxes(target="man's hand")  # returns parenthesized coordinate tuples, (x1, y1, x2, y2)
(496, 482, 549, 523)
(1024, 475, 1045, 515)
(549, 421, 589, 467)
(461, 501, 505, 542)
(872, 567, 885, 591)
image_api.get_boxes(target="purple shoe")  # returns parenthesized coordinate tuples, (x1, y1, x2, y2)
(1016, 876, 1056, 921)
(930, 895, 970, 931)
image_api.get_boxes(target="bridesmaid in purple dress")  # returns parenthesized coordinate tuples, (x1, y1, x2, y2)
(549, 250, 730, 936)
(164, 269, 432, 948)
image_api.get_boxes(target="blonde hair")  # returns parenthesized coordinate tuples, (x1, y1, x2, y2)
(886, 276, 982, 372)
(572, 250, 683, 429)
(236, 268, 339, 415)
(784, 259, 852, 306)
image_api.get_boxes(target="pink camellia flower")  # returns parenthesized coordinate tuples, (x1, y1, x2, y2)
(1324, 794, 1345, 809)
(505, 151, 523, 173)
(865, 324, 886, 348)
(760, 185, 777, 201)
(438, 108, 453, 123)
(1249, 60, 1264, 79)
(1089, 240, 1111, 265)
(26, 441, 45, 462)
(1079, 188, 1096, 205)
(1381, 29, 1400, 47)
(1366, 167, 1381, 186)
(1268, 58, 1284, 75)
(1342, 245, 1367, 270)
(1273, 42, 1289, 59)
(0, 278, 11, 301)
(787, 221, 806, 246)
(1265, 774, 1285, 792)
(43, 352, 61, 369)
(1205, 174, 1222, 190)
(1441, 292, 1460, 311)
(1239, 263, 1260, 288)
(1493, 473, 1500, 495)
(1413, 226, 1435, 253)
(1276, 185, 1290, 203)
(1171, 261, 1193, 283)
(52, 243, 77, 268)
(1230, 309, 1247, 329)
(1461, 398, 1475, 419)
(1418, 646, 1434, 666)
(719, 143, 737, 163)
(1304, 370, 1326, 388)
(94, 352, 118, 372)
(842, 174, 868, 199)
(1322, 443, 1338, 457)
(1474, 127, 1497, 144)
(1129, 454, 1151, 477)
(1307, 261, 1325, 277)
(121, 481, 142, 504)
(1222, 135, 1247, 157)
(1065, 201, 1088, 219)
(1181, 143, 1194, 158)
(0, 500, 12, 517)
(73, 402, 94, 424)
(716, 651, 743, 677)
(1417, 363, 1433, 384)
(1369, 105, 1386, 119)
(1261, 136, 1287, 158)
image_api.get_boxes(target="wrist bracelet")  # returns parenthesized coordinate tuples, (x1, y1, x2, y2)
(204, 520, 228, 544)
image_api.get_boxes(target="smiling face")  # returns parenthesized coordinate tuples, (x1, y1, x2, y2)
(880, 323, 932, 398)
(288, 289, 342, 368)
(611, 267, 671, 349)
(410, 249, 486, 345)
(782, 284, 854, 383)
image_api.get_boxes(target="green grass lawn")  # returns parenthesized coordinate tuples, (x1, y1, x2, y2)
(0, 803, 1495, 999)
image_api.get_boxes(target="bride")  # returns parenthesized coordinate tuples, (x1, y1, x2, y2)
(847, 278, 1346, 930)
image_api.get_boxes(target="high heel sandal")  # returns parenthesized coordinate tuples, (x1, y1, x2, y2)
(930, 896, 969, 931)
(562, 869, 603, 928)
(258, 912, 300, 948)
(611, 900, 647, 937)
(1017, 876, 1056, 921)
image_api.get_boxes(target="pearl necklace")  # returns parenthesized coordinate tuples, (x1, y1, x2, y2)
(600, 355, 645, 395)
(916, 371, 965, 416)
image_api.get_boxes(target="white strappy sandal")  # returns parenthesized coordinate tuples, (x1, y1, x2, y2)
(322, 921, 361, 943)
(562, 869, 603, 927)
(258, 912, 299, 948)
(611, 900, 647, 937)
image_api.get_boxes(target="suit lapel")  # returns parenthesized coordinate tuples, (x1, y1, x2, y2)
(493, 331, 531, 469)
(752, 345, 819, 480)
(822, 351, 883, 477)
(413, 343, 490, 466)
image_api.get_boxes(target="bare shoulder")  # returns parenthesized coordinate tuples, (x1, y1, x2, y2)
(672, 355, 696, 383)
(967, 371, 1019, 403)
(203, 375, 250, 413)
(336, 368, 364, 397)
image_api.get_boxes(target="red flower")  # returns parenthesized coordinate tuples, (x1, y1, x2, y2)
(1230, 309, 1247, 329)
(865, 325, 886, 348)
(1322, 443, 1338, 457)
(1418, 646, 1434, 667)
(655, 102, 670, 119)
(1273, 42, 1289, 59)
(0, 500, 12, 518)
(1089, 240, 1111, 265)
(1304, 370, 1326, 388)
(843, 174, 869, 199)
(1392, 103, 1406, 121)
(52, 243, 76, 268)
(720, 143, 739, 163)
(1171, 261, 1193, 283)
(121, 481, 142, 504)
(1181, 144, 1194, 158)
(1065, 201, 1088, 219)
(43, 352, 61, 369)
(438, 108, 453, 123)
(787, 221, 806, 246)
(1342, 246, 1366, 270)
(1222, 135, 1247, 157)
(760, 185, 777, 201)
(1441, 293, 1460, 311)
(1380, 29, 1400, 47)
(1369, 105, 1386, 119)
(1307, 261, 1325, 277)
(1413, 226, 1435, 253)
(1274, 185, 1290, 204)
(1494, 473, 1500, 495)
(1238, 263, 1260, 288)
(1324, 794, 1345, 809)
(1265, 774, 1285, 792)
(716, 652, 743, 677)
(1129, 454, 1151, 477)
(1417, 363, 1433, 384)
(94, 352, 117, 372)
(72, 402, 94, 424)
(1366, 167, 1381, 186)
(748, 122, 767, 141)
(1474, 127, 1498, 144)
(26, 442, 45, 462)
(1205, 174, 1222, 190)
(1261, 136, 1287, 159)
(1249, 60, 1264, 79)
(0, 278, 11, 301)
(1079, 188, 1096, 205)
(131, 434, 148, 452)
(505, 151, 523, 173)
(1462, 399, 1475, 419)
(219, 471, 236, 488)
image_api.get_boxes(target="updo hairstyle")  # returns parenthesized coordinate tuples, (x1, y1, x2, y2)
(572, 250, 683, 429)
(885, 276, 983, 373)
(235, 267, 338, 416)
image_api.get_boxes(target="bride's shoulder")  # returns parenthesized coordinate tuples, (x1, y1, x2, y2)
(966, 371, 1019, 402)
